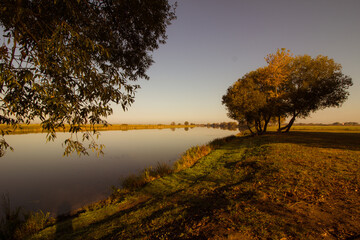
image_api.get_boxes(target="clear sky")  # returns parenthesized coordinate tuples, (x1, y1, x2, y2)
(108, 0, 360, 124)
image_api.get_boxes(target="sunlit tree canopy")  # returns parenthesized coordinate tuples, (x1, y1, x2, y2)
(222, 49, 353, 134)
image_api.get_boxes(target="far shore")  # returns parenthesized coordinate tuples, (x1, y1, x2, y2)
(1, 123, 359, 135)
(0, 123, 197, 135)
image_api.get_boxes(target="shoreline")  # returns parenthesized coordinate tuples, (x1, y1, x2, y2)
(0, 124, 198, 135)
(27, 130, 360, 239)
(1, 124, 360, 135)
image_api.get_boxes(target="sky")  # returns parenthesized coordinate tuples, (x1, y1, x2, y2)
(108, 0, 360, 124)
(1, 1, 359, 125)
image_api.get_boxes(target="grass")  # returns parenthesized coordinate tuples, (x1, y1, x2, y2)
(25, 130, 360, 239)
(267, 124, 360, 133)
(121, 162, 174, 191)
(290, 125, 360, 132)
(120, 142, 217, 191)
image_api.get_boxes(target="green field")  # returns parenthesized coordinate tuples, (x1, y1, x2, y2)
(277, 125, 360, 132)
(20, 130, 360, 240)
(264, 125, 360, 133)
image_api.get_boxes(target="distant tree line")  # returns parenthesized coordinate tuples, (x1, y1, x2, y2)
(294, 122, 359, 126)
(197, 122, 239, 131)
(170, 121, 195, 126)
(332, 122, 359, 126)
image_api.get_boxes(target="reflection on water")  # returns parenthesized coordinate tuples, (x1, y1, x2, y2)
(0, 127, 235, 215)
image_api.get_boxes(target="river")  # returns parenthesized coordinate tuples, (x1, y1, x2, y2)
(0, 127, 235, 216)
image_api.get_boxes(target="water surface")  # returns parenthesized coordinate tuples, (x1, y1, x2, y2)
(0, 127, 235, 215)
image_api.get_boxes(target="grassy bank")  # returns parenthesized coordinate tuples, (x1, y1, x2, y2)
(0, 124, 196, 135)
(25, 131, 360, 239)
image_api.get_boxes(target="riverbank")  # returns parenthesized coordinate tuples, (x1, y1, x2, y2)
(26, 130, 360, 239)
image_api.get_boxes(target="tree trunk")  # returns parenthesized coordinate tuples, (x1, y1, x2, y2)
(247, 124, 254, 135)
(279, 111, 298, 132)
(263, 116, 271, 133)
(277, 115, 281, 132)
(254, 120, 260, 133)
(257, 120, 263, 134)
(254, 123, 258, 133)
(279, 124, 289, 131)
(284, 115, 296, 132)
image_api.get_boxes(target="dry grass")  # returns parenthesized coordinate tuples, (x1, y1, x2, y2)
(266, 124, 360, 133)
(173, 145, 212, 172)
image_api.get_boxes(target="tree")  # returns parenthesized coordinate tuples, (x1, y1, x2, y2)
(264, 48, 293, 130)
(222, 68, 272, 134)
(279, 54, 352, 132)
(184, 121, 189, 126)
(0, 0, 176, 155)
(223, 49, 352, 134)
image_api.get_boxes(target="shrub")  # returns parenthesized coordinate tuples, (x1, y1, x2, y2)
(173, 145, 212, 172)
(0, 194, 53, 240)
(13, 211, 53, 239)
(122, 162, 173, 191)
(0, 194, 23, 240)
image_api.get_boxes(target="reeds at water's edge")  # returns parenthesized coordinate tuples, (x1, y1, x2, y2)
(119, 136, 236, 191)
(0, 194, 54, 240)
